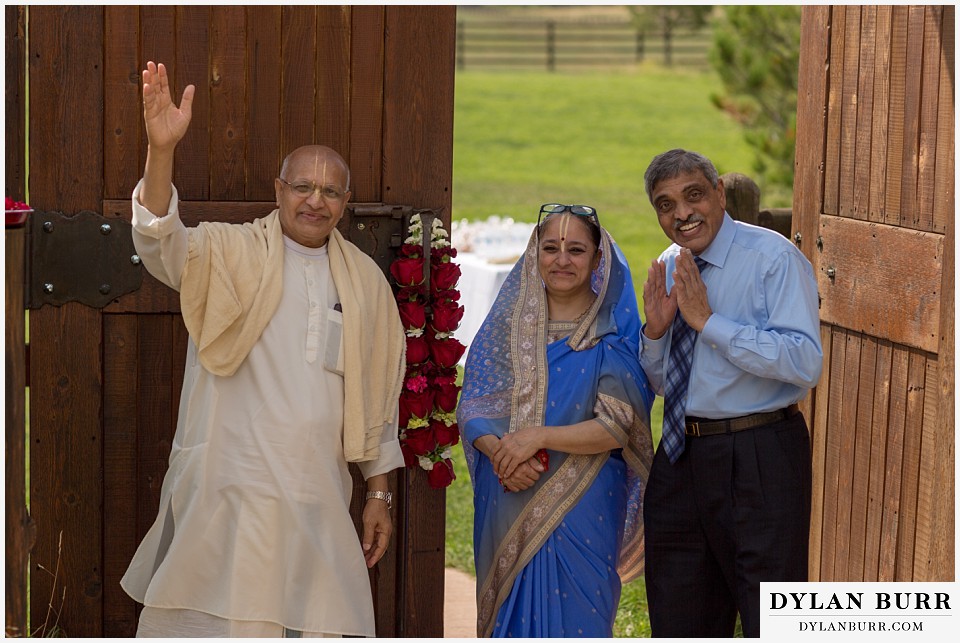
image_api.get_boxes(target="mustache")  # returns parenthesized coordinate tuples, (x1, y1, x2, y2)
(673, 215, 704, 231)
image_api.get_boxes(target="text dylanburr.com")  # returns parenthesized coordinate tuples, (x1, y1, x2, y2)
(761, 582, 956, 639)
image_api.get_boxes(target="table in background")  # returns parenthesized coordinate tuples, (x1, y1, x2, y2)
(455, 252, 515, 362)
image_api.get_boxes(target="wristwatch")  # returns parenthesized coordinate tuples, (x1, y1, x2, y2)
(365, 490, 393, 510)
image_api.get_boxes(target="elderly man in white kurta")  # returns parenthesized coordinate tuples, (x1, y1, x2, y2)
(120, 61, 406, 637)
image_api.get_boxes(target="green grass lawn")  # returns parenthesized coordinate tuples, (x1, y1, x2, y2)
(446, 65, 755, 636)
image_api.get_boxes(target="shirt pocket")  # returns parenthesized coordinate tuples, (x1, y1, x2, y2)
(323, 307, 345, 376)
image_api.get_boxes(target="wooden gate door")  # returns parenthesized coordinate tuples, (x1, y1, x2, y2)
(794, 6, 954, 582)
(16, 5, 455, 637)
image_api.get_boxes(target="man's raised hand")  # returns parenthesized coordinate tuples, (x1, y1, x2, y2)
(142, 61, 195, 151)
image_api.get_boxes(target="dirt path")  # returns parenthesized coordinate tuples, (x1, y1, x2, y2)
(444, 567, 477, 638)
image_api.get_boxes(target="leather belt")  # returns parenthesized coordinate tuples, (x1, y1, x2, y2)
(685, 404, 800, 437)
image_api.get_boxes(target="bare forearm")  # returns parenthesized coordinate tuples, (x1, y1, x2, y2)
(534, 420, 619, 455)
(138, 145, 176, 216)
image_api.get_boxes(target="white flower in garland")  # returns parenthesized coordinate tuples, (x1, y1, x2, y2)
(430, 217, 450, 248)
(404, 213, 424, 245)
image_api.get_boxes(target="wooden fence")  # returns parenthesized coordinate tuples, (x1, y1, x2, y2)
(456, 20, 710, 71)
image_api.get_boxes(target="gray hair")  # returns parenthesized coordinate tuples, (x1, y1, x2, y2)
(643, 149, 719, 203)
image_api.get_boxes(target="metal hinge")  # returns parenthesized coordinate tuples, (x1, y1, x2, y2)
(339, 204, 442, 277)
(26, 210, 143, 309)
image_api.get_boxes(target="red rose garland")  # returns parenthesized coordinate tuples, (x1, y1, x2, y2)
(391, 214, 465, 489)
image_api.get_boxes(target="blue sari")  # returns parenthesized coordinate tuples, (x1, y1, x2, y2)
(457, 227, 654, 637)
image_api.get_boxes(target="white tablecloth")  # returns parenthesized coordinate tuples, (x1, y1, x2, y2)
(455, 252, 515, 362)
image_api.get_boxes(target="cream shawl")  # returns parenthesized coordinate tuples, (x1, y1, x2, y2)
(179, 210, 406, 462)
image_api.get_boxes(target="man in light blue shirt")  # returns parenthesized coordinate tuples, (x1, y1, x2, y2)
(639, 149, 822, 638)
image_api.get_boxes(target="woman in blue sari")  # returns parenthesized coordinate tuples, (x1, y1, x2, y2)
(457, 204, 654, 637)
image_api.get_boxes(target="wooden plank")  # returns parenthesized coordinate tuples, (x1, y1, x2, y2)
(837, 6, 861, 220)
(209, 6, 247, 200)
(399, 467, 448, 637)
(794, 6, 831, 272)
(137, 316, 175, 540)
(382, 8, 456, 635)
(817, 215, 942, 353)
(807, 324, 833, 581)
(911, 357, 939, 580)
(823, 6, 845, 216)
(174, 5, 212, 201)
(102, 315, 140, 636)
(883, 6, 908, 226)
(820, 327, 846, 580)
(246, 5, 282, 200)
(316, 6, 352, 153)
(847, 335, 877, 580)
(29, 304, 105, 637)
(851, 6, 876, 222)
(349, 5, 386, 203)
(878, 346, 908, 580)
(863, 340, 892, 581)
(894, 350, 926, 580)
(383, 6, 457, 219)
(832, 331, 861, 579)
(280, 5, 317, 154)
(5, 225, 32, 638)
(915, 6, 943, 233)
(931, 7, 953, 235)
(898, 6, 924, 229)
(927, 70, 954, 577)
(790, 6, 830, 476)
(5, 5, 26, 203)
(867, 6, 892, 223)
(28, 6, 106, 636)
(103, 7, 141, 200)
(4, 6, 30, 637)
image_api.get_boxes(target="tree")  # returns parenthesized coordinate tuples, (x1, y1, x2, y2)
(709, 6, 801, 205)
(628, 6, 713, 66)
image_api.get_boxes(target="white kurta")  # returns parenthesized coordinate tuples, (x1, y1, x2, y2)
(121, 187, 404, 636)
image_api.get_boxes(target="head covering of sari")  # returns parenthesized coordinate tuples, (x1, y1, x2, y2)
(457, 215, 654, 636)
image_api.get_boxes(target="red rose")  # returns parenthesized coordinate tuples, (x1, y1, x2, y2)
(430, 261, 461, 292)
(431, 419, 460, 448)
(400, 441, 419, 468)
(431, 299, 464, 333)
(399, 388, 434, 427)
(395, 284, 426, 302)
(428, 336, 466, 368)
(427, 458, 456, 489)
(432, 370, 459, 388)
(431, 246, 458, 261)
(403, 426, 437, 456)
(434, 379, 460, 413)
(405, 335, 430, 364)
(400, 243, 423, 258)
(398, 301, 427, 331)
(390, 256, 425, 287)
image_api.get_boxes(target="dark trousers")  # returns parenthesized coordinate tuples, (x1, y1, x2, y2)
(643, 412, 811, 638)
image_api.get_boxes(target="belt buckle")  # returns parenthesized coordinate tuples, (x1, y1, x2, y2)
(687, 421, 700, 437)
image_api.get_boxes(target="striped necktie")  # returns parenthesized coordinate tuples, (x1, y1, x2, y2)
(661, 256, 707, 464)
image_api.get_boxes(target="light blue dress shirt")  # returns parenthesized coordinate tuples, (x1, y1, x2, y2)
(640, 213, 823, 419)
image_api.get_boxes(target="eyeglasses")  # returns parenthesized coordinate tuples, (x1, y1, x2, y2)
(279, 178, 347, 201)
(537, 203, 600, 232)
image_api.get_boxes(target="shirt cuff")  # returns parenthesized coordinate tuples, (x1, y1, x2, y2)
(131, 179, 183, 239)
(699, 313, 739, 357)
(640, 324, 668, 360)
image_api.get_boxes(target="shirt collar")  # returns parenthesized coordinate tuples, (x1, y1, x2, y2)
(698, 211, 735, 269)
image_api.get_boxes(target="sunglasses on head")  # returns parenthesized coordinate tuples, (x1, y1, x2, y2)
(537, 203, 600, 234)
